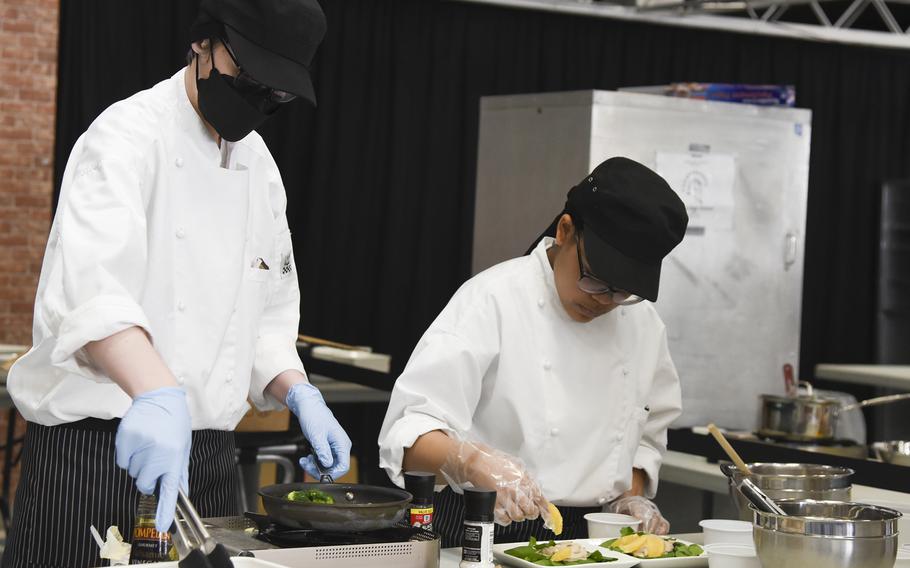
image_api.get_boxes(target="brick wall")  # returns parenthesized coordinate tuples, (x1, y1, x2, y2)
(0, 0, 58, 347)
(0, 0, 59, 514)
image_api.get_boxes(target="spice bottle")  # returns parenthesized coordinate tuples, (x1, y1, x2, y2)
(460, 487, 496, 568)
(128, 494, 176, 564)
(404, 471, 435, 531)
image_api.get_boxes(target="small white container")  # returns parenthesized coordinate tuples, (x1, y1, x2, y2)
(583, 513, 642, 539)
(704, 543, 762, 568)
(699, 519, 754, 546)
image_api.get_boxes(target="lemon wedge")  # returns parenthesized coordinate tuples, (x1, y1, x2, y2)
(546, 503, 563, 536)
(549, 546, 573, 562)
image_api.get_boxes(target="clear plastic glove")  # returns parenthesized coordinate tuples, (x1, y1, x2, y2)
(115, 387, 191, 533)
(286, 382, 352, 480)
(439, 436, 551, 527)
(609, 495, 670, 535)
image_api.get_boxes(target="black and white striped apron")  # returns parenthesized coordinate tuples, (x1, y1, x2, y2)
(1, 419, 239, 568)
(433, 486, 602, 548)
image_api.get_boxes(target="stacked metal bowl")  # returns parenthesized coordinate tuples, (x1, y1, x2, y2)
(723, 463, 854, 521)
(751, 500, 902, 568)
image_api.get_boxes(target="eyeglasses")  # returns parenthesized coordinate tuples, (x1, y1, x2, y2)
(575, 231, 644, 305)
(221, 40, 297, 104)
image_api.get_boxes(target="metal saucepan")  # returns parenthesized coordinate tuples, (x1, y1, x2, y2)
(758, 382, 910, 442)
(872, 440, 910, 466)
(258, 482, 412, 532)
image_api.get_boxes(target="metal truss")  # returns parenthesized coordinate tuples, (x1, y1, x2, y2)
(635, 0, 910, 34)
(458, 0, 910, 49)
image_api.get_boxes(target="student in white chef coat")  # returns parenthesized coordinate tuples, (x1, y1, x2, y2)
(2, 2, 351, 567)
(379, 157, 689, 547)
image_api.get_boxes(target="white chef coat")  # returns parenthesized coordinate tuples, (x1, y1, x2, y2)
(378, 237, 682, 506)
(8, 68, 304, 430)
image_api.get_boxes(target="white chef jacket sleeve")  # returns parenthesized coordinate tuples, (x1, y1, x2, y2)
(633, 324, 683, 498)
(249, 185, 305, 411)
(378, 295, 499, 489)
(41, 133, 154, 382)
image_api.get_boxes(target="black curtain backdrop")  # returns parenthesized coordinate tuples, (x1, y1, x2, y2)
(54, 0, 910, 389)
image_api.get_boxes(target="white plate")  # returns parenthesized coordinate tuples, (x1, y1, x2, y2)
(494, 538, 639, 568)
(594, 536, 708, 567)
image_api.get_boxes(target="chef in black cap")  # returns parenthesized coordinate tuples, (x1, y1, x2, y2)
(3, 2, 350, 567)
(379, 157, 689, 547)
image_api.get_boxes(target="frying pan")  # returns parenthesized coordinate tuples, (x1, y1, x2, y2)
(258, 482, 413, 532)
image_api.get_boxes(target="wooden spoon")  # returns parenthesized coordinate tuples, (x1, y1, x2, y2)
(707, 423, 751, 475)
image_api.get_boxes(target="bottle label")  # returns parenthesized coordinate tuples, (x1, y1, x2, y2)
(409, 506, 434, 530)
(130, 526, 173, 563)
(461, 521, 493, 565)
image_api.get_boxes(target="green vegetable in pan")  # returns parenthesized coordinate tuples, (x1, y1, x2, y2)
(286, 489, 335, 504)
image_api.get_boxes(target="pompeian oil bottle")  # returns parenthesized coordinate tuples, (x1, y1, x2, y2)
(129, 494, 178, 564)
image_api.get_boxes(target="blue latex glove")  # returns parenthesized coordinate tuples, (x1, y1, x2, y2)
(115, 386, 192, 533)
(286, 382, 352, 480)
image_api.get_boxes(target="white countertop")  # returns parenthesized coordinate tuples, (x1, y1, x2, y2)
(815, 364, 910, 391)
(661, 450, 910, 507)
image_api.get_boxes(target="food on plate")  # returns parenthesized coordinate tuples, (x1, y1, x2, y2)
(505, 537, 617, 565)
(286, 489, 335, 504)
(546, 503, 564, 536)
(601, 527, 704, 559)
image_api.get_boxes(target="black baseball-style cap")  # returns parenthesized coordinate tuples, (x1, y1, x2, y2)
(531, 157, 688, 302)
(191, 0, 327, 105)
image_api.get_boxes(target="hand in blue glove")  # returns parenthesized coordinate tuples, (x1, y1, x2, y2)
(115, 387, 192, 533)
(286, 382, 352, 480)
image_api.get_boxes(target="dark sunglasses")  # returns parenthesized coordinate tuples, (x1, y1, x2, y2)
(221, 40, 297, 104)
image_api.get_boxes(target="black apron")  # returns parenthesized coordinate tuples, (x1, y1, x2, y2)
(2, 419, 239, 568)
(433, 486, 601, 548)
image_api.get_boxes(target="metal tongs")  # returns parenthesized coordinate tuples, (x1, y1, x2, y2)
(171, 489, 233, 568)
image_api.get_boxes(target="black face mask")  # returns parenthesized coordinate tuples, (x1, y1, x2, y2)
(195, 50, 278, 142)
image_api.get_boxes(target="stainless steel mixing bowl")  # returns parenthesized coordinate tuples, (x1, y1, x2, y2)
(752, 500, 902, 568)
(723, 463, 854, 521)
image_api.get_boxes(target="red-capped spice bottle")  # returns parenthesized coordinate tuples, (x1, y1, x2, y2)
(404, 471, 435, 531)
(128, 494, 176, 564)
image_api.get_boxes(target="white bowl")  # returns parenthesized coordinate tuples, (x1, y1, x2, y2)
(704, 543, 761, 568)
(584, 513, 642, 539)
(699, 519, 754, 546)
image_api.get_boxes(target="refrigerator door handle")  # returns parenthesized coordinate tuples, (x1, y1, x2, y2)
(784, 232, 798, 269)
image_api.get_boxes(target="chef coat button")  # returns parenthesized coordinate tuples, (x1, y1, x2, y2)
(550, 427, 560, 437)
(175, 374, 185, 384)
(597, 497, 607, 505)
(614, 433, 622, 442)
(177, 301, 186, 312)
(621, 308, 626, 317)
(622, 368, 630, 376)
(543, 361, 552, 371)
(175, 157, 184, 168)
(226, 371, 234, 383)
(176, 228, 186, 239)
(537, 298, 545, 308)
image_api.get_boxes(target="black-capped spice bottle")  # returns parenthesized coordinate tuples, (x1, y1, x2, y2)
(460, 487, 496, 568)
(404, 471, 435, 531)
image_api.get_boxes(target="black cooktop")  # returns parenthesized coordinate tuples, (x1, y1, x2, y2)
(244, 513, 436, 548)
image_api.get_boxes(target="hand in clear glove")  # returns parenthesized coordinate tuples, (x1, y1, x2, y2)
(440, 437, 551, 527)
(286, 382, 352, 480)
(115, 387, 192, 533)
(609, 495, 670, 535)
